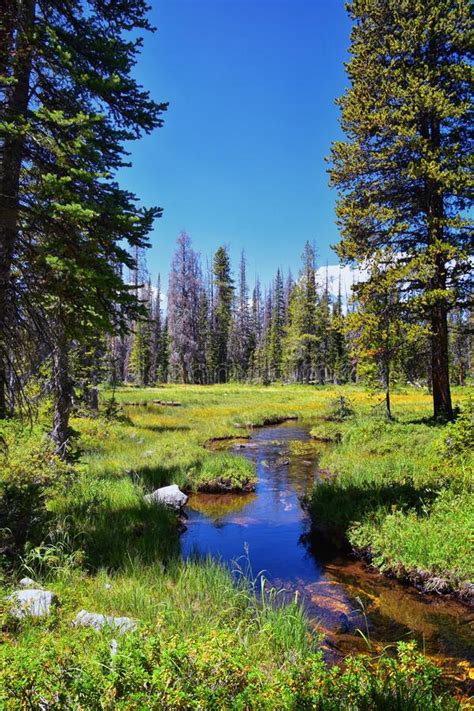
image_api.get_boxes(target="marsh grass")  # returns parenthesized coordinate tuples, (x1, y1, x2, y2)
(309, 397, 473, 594)
(1, 384, 471, 707)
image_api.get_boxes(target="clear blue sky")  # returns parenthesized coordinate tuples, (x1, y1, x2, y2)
(121, 0, 352, 286)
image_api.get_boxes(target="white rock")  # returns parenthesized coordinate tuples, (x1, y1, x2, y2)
(8, 589, 58, 618)
(144, 484, 188, 510)
(18, 577, 37, 588)
(73, 609, 137, 634)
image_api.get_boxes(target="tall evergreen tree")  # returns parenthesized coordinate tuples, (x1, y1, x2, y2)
(149, 275, 163, 384)
(210, 246, 234, 383)
(283, 242, 318, 383)
(129, 280, 153, 386)
(268, 269, 285, 380)
(328, 273, 350, 384)
(0, 0, 166, 451)
(248, 278, 262, 381)
(315, 267, 331, 384)
(167, 232, 201, 384)
(329, 0, 472, 419)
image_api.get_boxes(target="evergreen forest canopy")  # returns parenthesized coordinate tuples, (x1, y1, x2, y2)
(113, 235, 471, 402)
(0, 0, 472, 451)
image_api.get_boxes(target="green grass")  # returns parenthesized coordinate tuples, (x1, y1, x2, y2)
(1, 383, 472, 708)
(349, 491, 474, 591)
(308, 396, 473, 596)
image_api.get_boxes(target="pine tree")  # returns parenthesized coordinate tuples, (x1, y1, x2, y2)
(315, 267, 331, 384)
(0, 1, 166, 451)
(347, 257, 410, 418)
(229, 252, 252, 381)
(149, 275, 164, 384)
(248, 278, 262, 381)
(167, 232, 202, 384)
(196, 283, 211, 384)
(210, 246, 234, 383)
(282, 242, 318, 383)
(129, 280, 153, 386)
(268, 269, 285, 380)
(328, 273, 350, 384)
(329, 0, 472, 419)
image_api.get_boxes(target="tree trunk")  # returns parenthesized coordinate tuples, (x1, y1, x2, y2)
(431, 303, 453, 420)
(384, 361, 392, 420)
(51, 322, 73, 458)
(0, 0, 35, 418)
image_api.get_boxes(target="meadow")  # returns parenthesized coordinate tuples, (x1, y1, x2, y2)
(1, 383, 472, 708)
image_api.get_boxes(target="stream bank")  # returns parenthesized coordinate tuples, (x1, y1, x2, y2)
(181, 422, 474, 688)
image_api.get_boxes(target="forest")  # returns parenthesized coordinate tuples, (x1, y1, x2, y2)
(0, 0, 472, 709)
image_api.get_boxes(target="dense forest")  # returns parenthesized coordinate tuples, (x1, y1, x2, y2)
(1, 0, 473, 708)
(109, 235, 472, 396)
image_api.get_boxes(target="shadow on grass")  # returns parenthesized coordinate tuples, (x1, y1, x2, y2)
(142, 424, 191, 434)
(309, 480, 439, 543)
(130, 462, 186, 491)
(69, 499, 181, 571)
(403, 416, 446, 428)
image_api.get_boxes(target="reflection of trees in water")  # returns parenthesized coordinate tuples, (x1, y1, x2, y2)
(188, 493, 256, 521)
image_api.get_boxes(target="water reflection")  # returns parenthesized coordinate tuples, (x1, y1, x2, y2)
(181, 422, 473, 674)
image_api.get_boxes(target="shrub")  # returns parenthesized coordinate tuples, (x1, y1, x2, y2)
(0, 427, 72, 565)
(0, 633, 456, 710)
(325, 396, 355, 422)
(436, 397, 474, 462)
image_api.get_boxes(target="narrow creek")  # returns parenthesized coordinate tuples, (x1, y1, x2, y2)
(181, 422, 473, 679)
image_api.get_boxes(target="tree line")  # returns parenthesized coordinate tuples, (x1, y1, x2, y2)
(0, 0, 471, 457)
(108, 232, 471, 418)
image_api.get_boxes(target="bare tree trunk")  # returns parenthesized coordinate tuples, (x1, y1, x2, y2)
(431, 303, 453, 420)
(51, 321, 72, 458)
(385, 377, 392, 420)
(0, 0, 35, 418)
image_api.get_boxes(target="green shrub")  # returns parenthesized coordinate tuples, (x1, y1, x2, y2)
(0, 632, 456, 710)
(436, 397, 474, 462)
(325, 396, 355, 422)
(0, 428, 72, 565)
(350, 491, 474, 589)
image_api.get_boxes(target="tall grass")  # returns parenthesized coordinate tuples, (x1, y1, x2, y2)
(309, 399, 473, 595)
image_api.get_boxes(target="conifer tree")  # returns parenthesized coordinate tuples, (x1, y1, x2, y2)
(228, 252, 251, 381)
(168, 232, 202, 384)
(0, 0, 166, 450)
(149, 275, 164, 384)
(268, 269, 285, 380)
(248, 278, 263, 381)
(315, 267, 331, 384)
(328, 274, 350, 384)
(283, 242, 318, 383)
(210, 246, 234, 383)
(329, 0, 472, 419)
(129, 280, 153, 386)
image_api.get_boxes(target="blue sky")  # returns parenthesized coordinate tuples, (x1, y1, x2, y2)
(121, 0, 352, 287)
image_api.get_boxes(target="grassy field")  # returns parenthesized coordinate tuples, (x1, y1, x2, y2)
(308, 391, 473, 598)
(1, 383, 472, 708)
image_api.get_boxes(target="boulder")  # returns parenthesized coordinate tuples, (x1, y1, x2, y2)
(73, 609, 137, 634)
(144, 484, 188, 510)
(18, 577, 37, 588)
(8, 589, 58, 618)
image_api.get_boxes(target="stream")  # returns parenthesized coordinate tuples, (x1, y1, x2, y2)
(181, 422, 473, 681)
